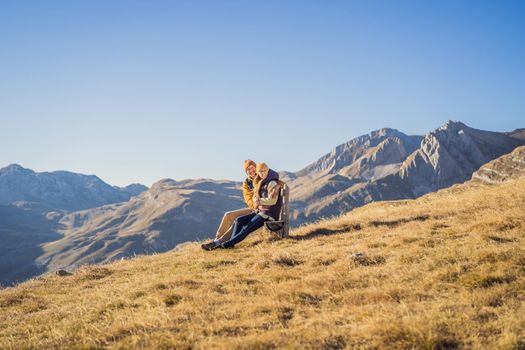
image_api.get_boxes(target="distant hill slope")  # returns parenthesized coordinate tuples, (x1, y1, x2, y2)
(0, 178, 244, 285)
(0, 202, 63, 285)
(38, 178, 244, 272)
(472, 146, 525, 184)
(1, 150, 523, 349)
(0, 164, 147, 211)
(288, 121, 525, 224)
(507, 128, 525, 140)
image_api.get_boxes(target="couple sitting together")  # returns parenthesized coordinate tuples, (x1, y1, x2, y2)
(201, 159, 282, 250)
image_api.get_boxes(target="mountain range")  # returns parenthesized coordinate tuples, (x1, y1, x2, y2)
(1, 120, 524, 286)
(286, 121, 525, 224)
(0, 164, 147, 211)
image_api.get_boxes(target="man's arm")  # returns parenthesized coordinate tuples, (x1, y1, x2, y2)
(242, 181, 255, 209)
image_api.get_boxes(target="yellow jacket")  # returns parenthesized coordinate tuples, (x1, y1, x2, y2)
(243, 178, 256, 210)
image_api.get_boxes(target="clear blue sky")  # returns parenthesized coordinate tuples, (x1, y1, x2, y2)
(1, 0, 524, 187)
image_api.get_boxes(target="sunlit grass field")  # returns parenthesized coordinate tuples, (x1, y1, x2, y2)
(1, 178, 524, 349)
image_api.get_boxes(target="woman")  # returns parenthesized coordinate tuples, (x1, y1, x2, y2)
(201, 159, 258, 250)
(220, 162, 281, 249)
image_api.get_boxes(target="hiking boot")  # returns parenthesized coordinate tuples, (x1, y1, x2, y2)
(201, 241, 220, 251)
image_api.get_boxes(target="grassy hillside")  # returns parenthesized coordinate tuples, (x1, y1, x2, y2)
(1, 177, 524, 349)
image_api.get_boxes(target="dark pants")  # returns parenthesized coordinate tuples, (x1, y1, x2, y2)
(221, 212, 267, 248)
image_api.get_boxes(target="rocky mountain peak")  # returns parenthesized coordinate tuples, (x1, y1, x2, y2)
(296, 128, 420, 177)
(0, 163, 34, 174)
(439, 119, 466, 129)
(150, 179, 178, 194)
(400, 121, 525, 195)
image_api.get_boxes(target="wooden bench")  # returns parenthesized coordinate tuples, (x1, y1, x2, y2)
(263, 181, 290, 238)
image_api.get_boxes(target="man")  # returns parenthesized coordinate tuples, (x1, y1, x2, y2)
(201, 159, 257, 251)
(220, 162, 281, 249)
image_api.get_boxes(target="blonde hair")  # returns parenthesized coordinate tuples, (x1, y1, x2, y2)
(256, 162, 269, 172)
(253, 163, 270, 198)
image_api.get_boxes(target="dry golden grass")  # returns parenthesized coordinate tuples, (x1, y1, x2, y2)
(0, 179, 524, 349)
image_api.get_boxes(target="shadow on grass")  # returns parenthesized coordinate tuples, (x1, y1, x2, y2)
(369, 214, 429, 228)
(289, 224, 362, 241)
